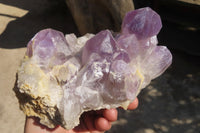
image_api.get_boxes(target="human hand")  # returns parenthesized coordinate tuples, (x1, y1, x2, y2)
(24, 98, 138, 133)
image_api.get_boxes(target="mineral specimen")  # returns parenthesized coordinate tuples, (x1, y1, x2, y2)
(15, 7, 172, 130)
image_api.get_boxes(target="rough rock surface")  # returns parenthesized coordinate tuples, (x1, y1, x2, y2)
(15, 7, 172, 130)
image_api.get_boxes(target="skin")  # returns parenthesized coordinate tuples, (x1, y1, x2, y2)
(24, 98, 138, 133)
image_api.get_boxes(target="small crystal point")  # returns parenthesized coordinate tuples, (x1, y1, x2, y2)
(82, 30, 117, 64)
(122, 7, 162, 39)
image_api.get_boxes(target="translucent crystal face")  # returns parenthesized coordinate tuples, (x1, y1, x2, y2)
(17, 7, 172, 130)
(26, 29, 72, 70)
(122, 7, 162, 39)
(82, 30, 117, 64)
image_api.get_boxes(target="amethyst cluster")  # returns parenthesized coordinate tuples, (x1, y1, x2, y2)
(17, 7, 172, 129)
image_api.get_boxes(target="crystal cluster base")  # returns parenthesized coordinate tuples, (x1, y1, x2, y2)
(16, 7, 172, 130)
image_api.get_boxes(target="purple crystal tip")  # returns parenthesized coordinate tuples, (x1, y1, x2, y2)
(82, 30, 117, 64)
(122, 7, 162, 39)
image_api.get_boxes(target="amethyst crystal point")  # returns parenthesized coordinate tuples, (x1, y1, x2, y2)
(122, 7, 162, 39)
(16, 7, 172, 130)
(141, 46, 172, 79)
(116, 34, 140, 58)
(82, 30, 117, 64)
(27, 29, 72, 69)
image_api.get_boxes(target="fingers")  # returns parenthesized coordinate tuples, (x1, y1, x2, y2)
(94, 97, 139, 132)
(95, 117, 111, 131)
(75, 98, 139, 132)
(81, 109, 117, 132)
(127, 98, 139, 110)
(103, 108, 118, 122)
(93, 108, 117, 132)
(83, 112, 96, 131)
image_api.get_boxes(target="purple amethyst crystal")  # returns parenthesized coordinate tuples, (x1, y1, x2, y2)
(82, 30, 117, 64)
(26, 29, 72, 70)
(16, 7, 172, 130)
(122, 7, 162, 39)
